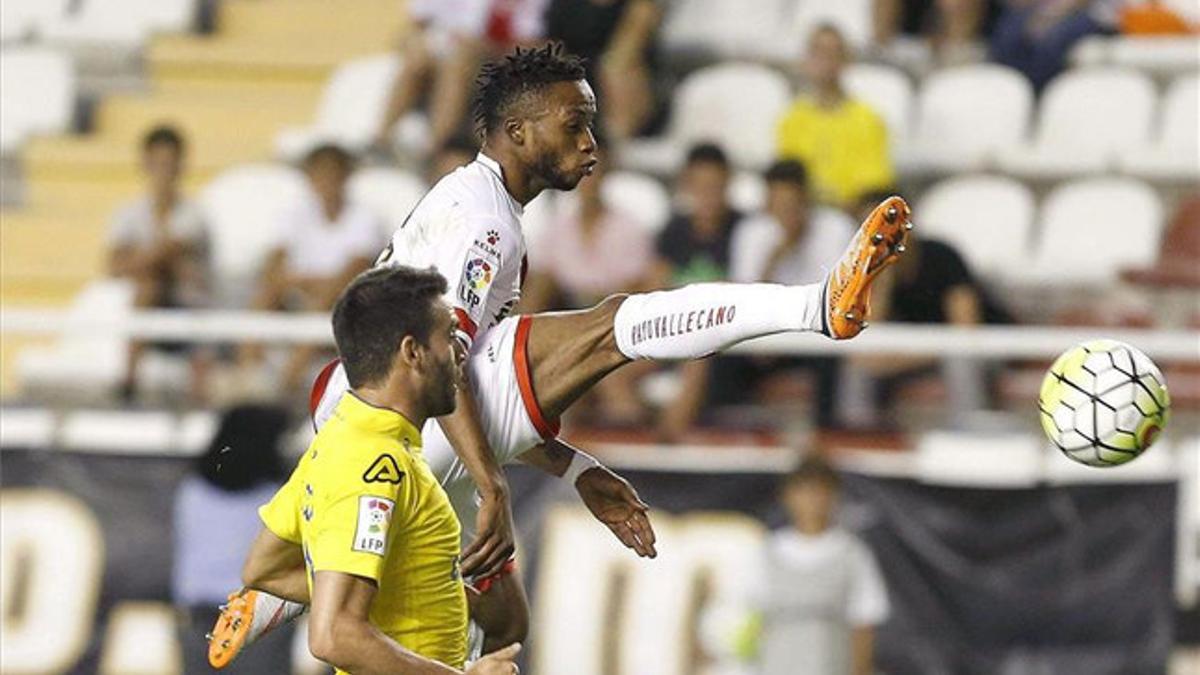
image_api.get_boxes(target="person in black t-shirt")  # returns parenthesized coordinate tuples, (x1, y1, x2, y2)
(651, 142, 742, 439)
(839, 191, 1011, 428)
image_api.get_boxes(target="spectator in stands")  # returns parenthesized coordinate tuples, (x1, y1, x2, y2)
(749, 456, 889, 675)
(872, 0, 996, 70)
(777, 24, 895, 210)
(543, 0, 663, 140)
(372, 0, 548, 157)
(523, 142, 655, 424)
(428, 134, 479, 183)
(173, 405, 294, 674)
(242, 143, 381, 391)
(989, 0, 1112, 91)
(839, 191, 1010, 428)
(107, 125, 211, 402)
(707, 159, 855, 429)
(652, 142, 741, 439)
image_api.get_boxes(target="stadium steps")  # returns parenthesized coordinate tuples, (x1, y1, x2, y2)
(148, 0, 404, 85)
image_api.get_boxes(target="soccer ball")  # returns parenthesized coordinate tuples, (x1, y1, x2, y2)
(1038, 339, 1170, 467)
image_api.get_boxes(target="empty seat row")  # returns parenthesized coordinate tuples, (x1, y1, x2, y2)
(622, 61, 1196, 183)
(1, 0, 196, 46)
(917, 175, 1166, 286)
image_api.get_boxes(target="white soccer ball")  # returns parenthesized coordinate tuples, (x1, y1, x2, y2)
(1038, 339, 1171, 467)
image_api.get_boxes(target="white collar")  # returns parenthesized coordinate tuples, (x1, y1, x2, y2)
(474, 152, 523, 215)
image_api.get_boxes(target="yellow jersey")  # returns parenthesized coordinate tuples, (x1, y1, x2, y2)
(776, 96, 895, 209)
(259, 392, 467, 671)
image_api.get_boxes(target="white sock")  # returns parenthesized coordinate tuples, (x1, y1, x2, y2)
(613, 282, 826, 360)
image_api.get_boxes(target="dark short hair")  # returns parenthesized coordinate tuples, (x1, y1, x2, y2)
(332, 265, 448, 388)
(142, 125, 185, 154)
(197, 404, 288, 492)
(783, 455, 841, 490)
(765, 159, 809, 188)
(303, 143, 356, 171)
(473, 42, 588, 136)
(685, 142, 730, 169)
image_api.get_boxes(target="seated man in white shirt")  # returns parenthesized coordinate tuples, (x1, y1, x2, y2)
(242, 143, 383, 390)
(108, 125, 212, 402)
(713, 160, 856, 428)
(750, 456, 890, 675)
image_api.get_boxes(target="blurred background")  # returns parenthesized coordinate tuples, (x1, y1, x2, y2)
(0, 0, 1197, 673)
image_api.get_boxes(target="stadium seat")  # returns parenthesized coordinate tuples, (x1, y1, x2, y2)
(900, 64, 1033, 174)
(200, 164, 308, 306)
(348, 167, 427, 238)
(602, 171, 672, 234)
(0, 47, 76, 155)
(0, 0, 70, 43)
(1121, 74, 1200, 182)
(41, 0, 197, 47)
(842, 63, 915, 149)
(620, 63, 791, 173)
(0, 408, 55, 449)
(660, 0, 795, 62)
(730, 170, 766, 214)
(1122, 195, 1200, 288)
(997, 68, 1156, 179)
(275, 53, 402, 160)
(916, 175, 1035, 282)
(15, 280, 135, 398)
(1026, 177, 1164, 285)
(1110, 36, 1200, 77)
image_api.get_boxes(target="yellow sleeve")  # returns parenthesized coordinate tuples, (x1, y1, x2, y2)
(308, 449, 413, 583)
(259, 465, 306, 544)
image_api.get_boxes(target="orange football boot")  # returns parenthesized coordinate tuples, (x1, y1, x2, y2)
(207, 588, 304, 669)
(824, 195, 913, 339)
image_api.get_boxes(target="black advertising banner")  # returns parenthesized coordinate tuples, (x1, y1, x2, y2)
(0, 449, 1176, 675)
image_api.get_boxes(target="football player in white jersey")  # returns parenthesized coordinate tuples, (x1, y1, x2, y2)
(210, 42, 912, 668)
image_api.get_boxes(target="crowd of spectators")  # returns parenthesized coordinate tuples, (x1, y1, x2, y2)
(104, 0, 1192, 434)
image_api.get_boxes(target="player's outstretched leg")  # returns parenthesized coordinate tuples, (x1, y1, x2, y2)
(525, 195, 913, 420)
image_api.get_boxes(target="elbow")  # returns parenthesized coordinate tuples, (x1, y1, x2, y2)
(307, 624, 339, 665)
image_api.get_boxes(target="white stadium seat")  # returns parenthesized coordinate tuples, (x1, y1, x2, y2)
(1028, 178, 1164, 285)
(602, 171, 672, 234)
(998, 68, 1155, 178)
(661, 0, 794, 61)
(348, 167, 427, 238)
(900, 64, 1033, 174)
(1121, 73, 1200, 182)
(0, 47, 75, 155)
(200, 164, 308, 305)
(842, 63, 914, 148)
(0, 0, 70, 43)
(41, 0, 196, 47)
(1110, 35, 1200, 76)
(729, 170, 766, 214)
(621, 63, 791, 173)
(917, 175, 1035, 282)
(276, 54, 403, 159)
(16, 280, 135, 398)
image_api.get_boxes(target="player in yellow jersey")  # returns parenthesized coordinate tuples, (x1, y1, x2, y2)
(253, 264, 520, 675)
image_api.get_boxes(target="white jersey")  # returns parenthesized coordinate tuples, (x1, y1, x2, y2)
(375, 153, 528, 348)
(312, 153, 555, 546)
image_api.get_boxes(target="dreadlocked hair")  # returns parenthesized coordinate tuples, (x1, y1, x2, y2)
(472, 42, 587, 136)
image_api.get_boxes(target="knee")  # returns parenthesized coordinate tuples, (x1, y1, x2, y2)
(494, 603, 529, 645)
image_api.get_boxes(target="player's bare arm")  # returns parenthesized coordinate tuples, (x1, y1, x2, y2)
(241, 527, 309, 603)
(439, 384, 517, 579)
(518, 439, 657, 558)
(308, 571, 520, 675)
